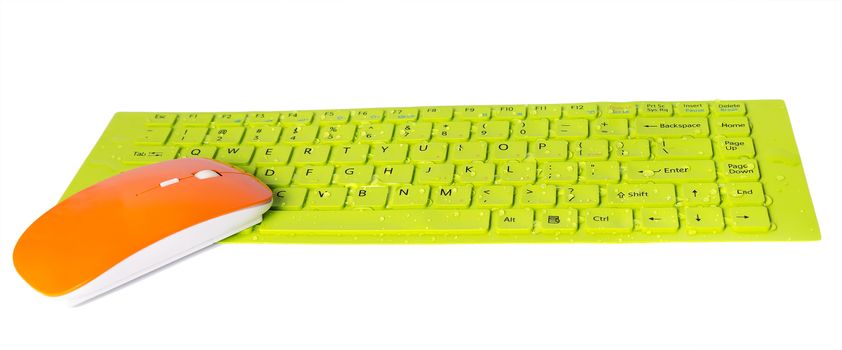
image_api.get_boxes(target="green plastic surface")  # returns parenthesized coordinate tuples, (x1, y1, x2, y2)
(61, 100, 821, 243)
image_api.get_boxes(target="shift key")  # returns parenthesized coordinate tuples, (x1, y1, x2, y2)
(625, 160, 716, 183)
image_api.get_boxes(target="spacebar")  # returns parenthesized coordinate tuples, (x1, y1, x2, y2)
(260, 209, 490, 235)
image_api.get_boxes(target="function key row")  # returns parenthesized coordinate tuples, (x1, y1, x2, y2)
(144, 102, 748, 127)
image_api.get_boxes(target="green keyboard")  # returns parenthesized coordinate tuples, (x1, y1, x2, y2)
(63, 100, 820, 243)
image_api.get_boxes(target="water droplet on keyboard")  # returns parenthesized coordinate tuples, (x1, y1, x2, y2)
(642, 170, 655, 177)
(775, 175, 785, 181)
(378, 216, 385, 222)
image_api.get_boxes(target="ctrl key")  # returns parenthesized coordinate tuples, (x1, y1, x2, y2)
(492, 209, 534, 234)
(582, 208, 633, 234)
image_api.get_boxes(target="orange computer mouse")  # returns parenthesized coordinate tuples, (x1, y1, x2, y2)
(13, 158, 272, 305)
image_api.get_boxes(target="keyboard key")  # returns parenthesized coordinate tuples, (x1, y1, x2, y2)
(496, 161, 536, 184)
(675, 102, 709, 117)
(280, 125, 318, 145)
(271, 187, 308, 210)
(170, 127, 208, 145)
(395, 122, 433, 143)
(176, 113, 214, 126)
(678, 183, 720, 206)
(711, 117, 751, 136)
(722, 182, 765, 206)
(637, 208, 679, 233)
(291, 145, 331, 165)
(571, 139, 609, 160)
(638, 102, 673, 117)
(315, 110, 350, 125)
(146, 113, 177, 126)
(431, 185, 472, 208)
(243, 126, 282, 146)
(454, 106, 491, 121)
(433, 121, 471, 141)
(717, 159, 760, 181)
(306, 187, 347, 209)
(530, 140, 568, 161)
(347, 186, 389, 209)
(711, 102, 746, 116)
(350, 109, 384, 123)
(492, 105, 526, 119)
(330, 144, 369, 165)
(591, 118, 628, 139)
(474, 121, 510, 141)
(579, 161, 620, 184)
(261, 209, 489, 235)
(388, 185, 430, 208)
(652, 139, 713, 159)
(375, 164, 414, 184)
(633, 117, 709, 138)
(214, 145, 255, 165)
(450, 142, 488, 163)
(279, 111, 314, 125)
(214, 113, 246, 126)
(517, 184, 557, 208)
(370, 143, 408, 164)
(603, 184, 676, 207)
(565, 103, 598, 119)
(416, 164, 455, 184)
(122, 146, 179, 164)
(245, 112, 280, 126)
(625, 160, 716, 183)
(536, 208, 578, 234)
(511, 119, 549, 140)
(582, 208, 633, 233)
(254, 145, 292, 165)
(727, 206, 771, 233)
(333, 165, 374, 184)
(293, 165, 334, 186)
(613, 139, 650, 160)
(558, 184, 600, 208)
(319, 124, 356, 144)
(714, 137, 755, 158)
(489, 141, 528, 161)
(384, 108, 419, 123)
(684, 207, 724, 233)
(475, 185, 514, 208)
(204, 127, 245, 145)
(419, 107, 453, 122)
(136, 127, 172, 145)
(358, 123, 394, 143)
(409, 143, 448, 163)
(604, 103, 637, 118)
(493, 208, 534, 234)
(537, 162, 578, 184)
(455, 162, 495, 184)
(552, 119, 589, 139)
(255, 166, 295, 186)
(179, 146, 216, 159)
(527, 104, 563, 119)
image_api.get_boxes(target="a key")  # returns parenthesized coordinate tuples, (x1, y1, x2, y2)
(711, 117, 751, 136)
(270, 187, 308, 210)
(454, 162, 495, 184)
(350, 109, 384, 123)
(582, 208, 633, 233)
(565, 103, 599, 119)
(591, 118, 628, 139)
(384, 108, 419, 123)
(261, 209, 489, 235)
(727, 206, 771, 233)
(370, 143, 408, 164)
(530, 140, 568, 161)
(675, 102, 710, 117)
(558, 184, 600, 208)
(474, 121, 510, 141)
(318, 124, 357, 144)
(491, 105, 527, 120)
(329, 144, 369, 165)
(579, 161, 620, 184)
(146, 113, 177, 126)
(179, 146, 216, 159)
(517, 184, 557, 208)
(613, 139, 650, 160)
(604, 103, 637, 118)
(450, 142, 488, 163)
(347, 186, 389, 209)
(489, 141, 528, 161)
(638, 102, 673, 117)
(684, 207, 725, 233)
(537, 162, 578, 184)
(255, 166, 295, 186)
(409, 143, 448, 163)
(527, 104, 563, 119)
(254, 145, 292, 166)
(306, 187, 347, 209)
(243, 126, 282, 146)
(388, 185, 431, 209)
(214, 145, 255, 165)
(279, 111, 314, 125)
(603, 184, 676, 207)
(416, 164, 455, 184)
(637, 208, 679, 233)
(454, 106, 491, 121)
(714, 137, 755, 158)
(333, 165, 374, 185)
(176, 113, 214, 127)
(551, 119, 589, 139)
(625, 160, 716, 183)
(571, 139, 609, 160)
(214, 113, 246, 126)
(358, 123, 394, 143)
(678, 183, 720, 206)
(433, 121, 471, 141)
(136, 127, 172, 145)
(395, 122, 433, 143)
(475, 185, 514, 208)
(293, 165, 334, 186)
(280, 125, 318, 145)
(492, 208, 534, 234)
(652, 139, 713, 159)
(291, 145, 331, 165)
(717, 159, 760, 181)
(711, 101, 747, 116)
(375, 164, 414, 184)
(633, 118, 709, 138)
(511, 119, 549, 140)
(245, 112, 280, 126)
(169, 127, 207, 146)
(496, 162, 536, 184)
(122, 146, 179, 164)
(431, 185, 472, 208)
(315, 110, 350, 125)
(536, 208, 578, 234)
(722, 182, 765, 206)
(419, 107, 453, 122)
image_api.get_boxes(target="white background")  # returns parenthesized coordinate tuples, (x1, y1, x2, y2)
(1, 1, 841, 349)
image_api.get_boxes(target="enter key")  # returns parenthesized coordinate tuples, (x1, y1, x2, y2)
(625, 160, 716, 183)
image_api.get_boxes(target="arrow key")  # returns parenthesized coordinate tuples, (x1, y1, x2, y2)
(678, 183, 720, 206)
(684, 207, 724, 233)
(727, 207, 771, 233)
(638, 208, 679, 233)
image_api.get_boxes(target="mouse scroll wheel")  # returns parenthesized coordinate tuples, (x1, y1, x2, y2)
(194, 170, 222, 180)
